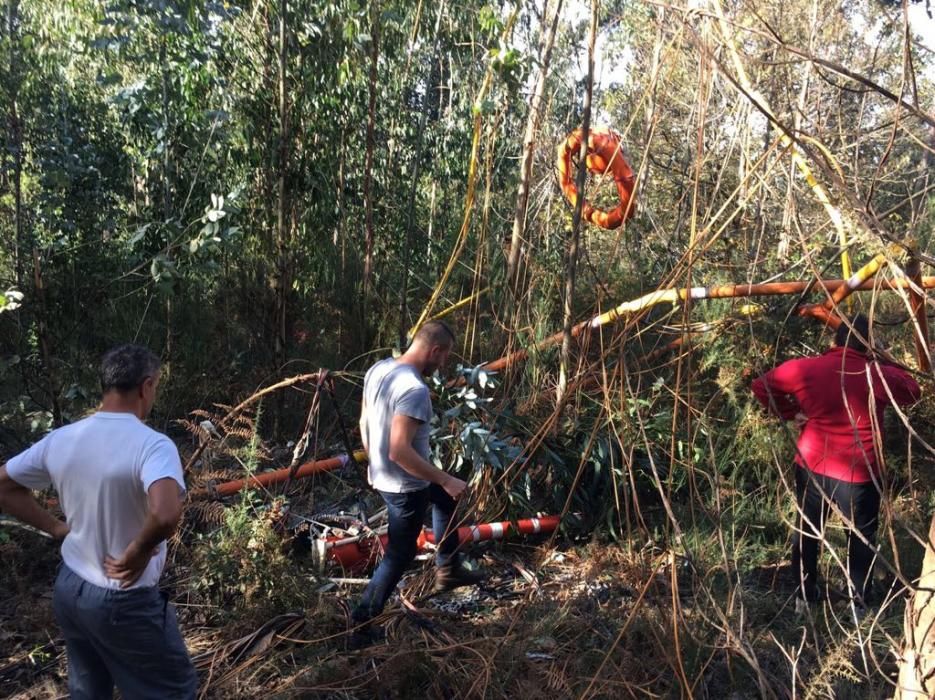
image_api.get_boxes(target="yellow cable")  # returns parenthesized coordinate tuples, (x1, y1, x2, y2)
(411, 287, 490, 335)
(409, 8, 519, 340)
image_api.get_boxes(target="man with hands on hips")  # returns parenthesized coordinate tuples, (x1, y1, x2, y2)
(0, 344, 196, 699)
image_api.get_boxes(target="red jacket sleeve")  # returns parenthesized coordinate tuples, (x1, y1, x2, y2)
(751, 360, 803, 420)
(872, 363, 921, 408)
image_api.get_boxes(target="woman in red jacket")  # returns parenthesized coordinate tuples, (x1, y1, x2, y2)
(752, 314, 921, 608)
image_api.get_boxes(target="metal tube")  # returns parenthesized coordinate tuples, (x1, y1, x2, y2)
(593, 268, 921, 328)
(204, 450, 368, 499)
(419, 514, 562, 545)
(483, 276, 935, 373)
(797, 253, 889, 329)
(317, 515, 563, 572)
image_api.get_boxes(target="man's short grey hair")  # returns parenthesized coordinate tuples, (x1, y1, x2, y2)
(413, 320, 455, 348)
(100, 344, 162, 393)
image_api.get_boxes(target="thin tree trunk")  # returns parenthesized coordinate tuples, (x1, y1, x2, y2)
(426, 180, 436, 259)
(160, 38, 172, 224)
(32, 250, 62, 426)
(335, 130, 346, 280)
(896, 512, 935, 699)
(635, 5, 662, 262)
(669, 18, 713, 534)
(361, 0, 380, 300)
(505, 0, 562, 292)
(8, 0, 23, 290)
(557, 0, 597, 406)
(275, 0, 289, 363)
(397, 0, 445, 347)
(160, 34, 174, 366)
(7, 0, 59, 425)
(780, 0, 817, 263)
(274, 0, 290, 431)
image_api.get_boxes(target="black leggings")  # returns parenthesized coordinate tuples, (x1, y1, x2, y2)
(792, 467, 881, 602)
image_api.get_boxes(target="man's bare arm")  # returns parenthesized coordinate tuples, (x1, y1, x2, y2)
(359, 397, 369, 453)
(103, 477, 183, 587)
(388, 414, 465, 499)
(0, 465, 69, 539)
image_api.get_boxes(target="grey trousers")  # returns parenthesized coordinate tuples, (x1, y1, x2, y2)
(52, 565, 197, 699)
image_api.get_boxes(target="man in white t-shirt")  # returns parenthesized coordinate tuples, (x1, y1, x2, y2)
(0, 344, 196, 699)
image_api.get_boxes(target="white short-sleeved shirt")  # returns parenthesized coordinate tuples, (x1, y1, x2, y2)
(363, 358, 433, 493)
(5, 411, 185, 589)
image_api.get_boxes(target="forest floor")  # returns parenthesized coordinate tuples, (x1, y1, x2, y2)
(0, 513, 915, 699)
(3, 423, 933, 699)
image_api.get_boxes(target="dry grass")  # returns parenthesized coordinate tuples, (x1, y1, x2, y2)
(0, 525, 912, 699)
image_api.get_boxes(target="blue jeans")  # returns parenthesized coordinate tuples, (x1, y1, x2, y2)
(52, 565, 197, 699)
(354, 484, 459, 620)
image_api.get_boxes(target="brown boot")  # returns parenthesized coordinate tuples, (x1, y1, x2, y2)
(434, 561, 485, 593)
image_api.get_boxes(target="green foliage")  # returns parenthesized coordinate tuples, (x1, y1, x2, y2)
(189, 412, 307, 618)
(0, 289, 24, 313)
(429, 366, 524, 500)
(0, 0, 933, 695)
(190, 495, 304, 618)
